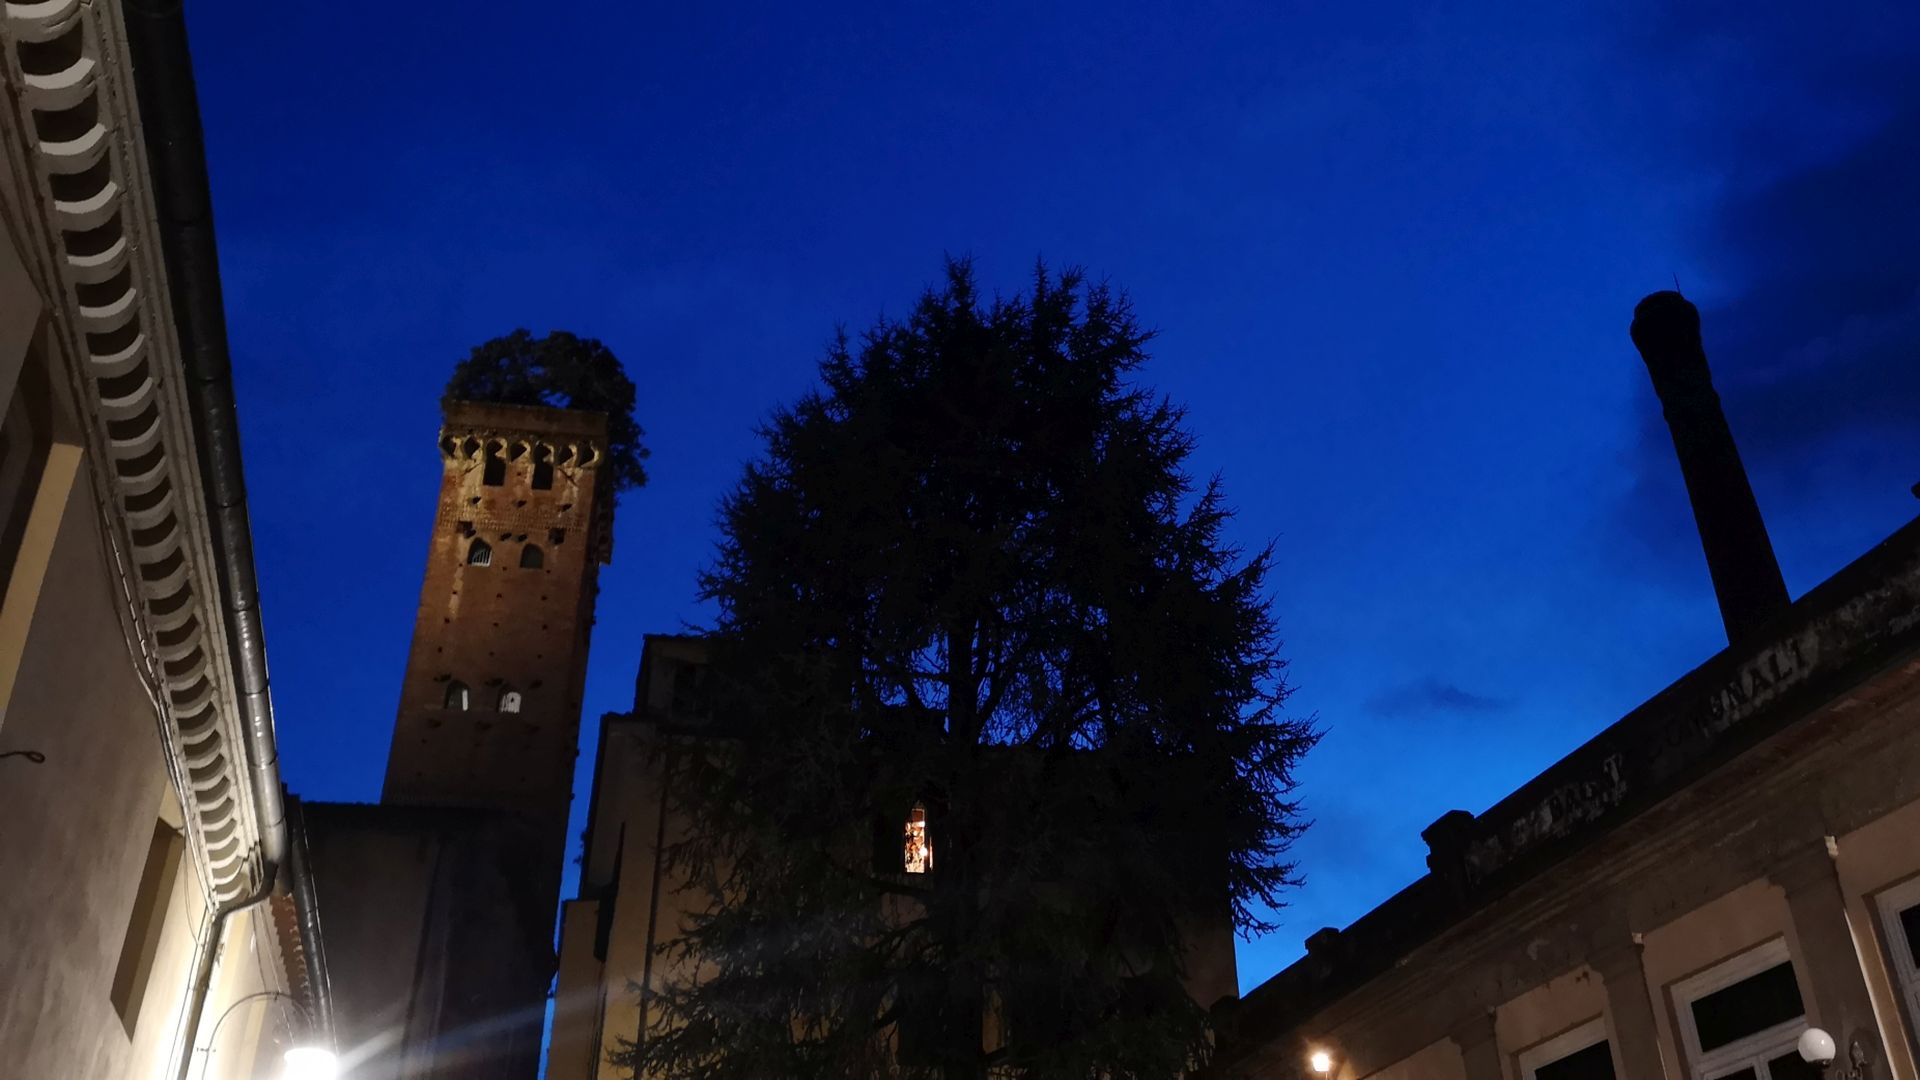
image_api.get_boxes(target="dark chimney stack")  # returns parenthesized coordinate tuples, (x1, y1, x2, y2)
(1631, 291, 1790, 643)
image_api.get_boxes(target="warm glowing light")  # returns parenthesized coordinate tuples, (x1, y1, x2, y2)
(903, 802, 932, 874)
(1309, 1049, 1333, 1075)
(283, 1046, 340, 1080)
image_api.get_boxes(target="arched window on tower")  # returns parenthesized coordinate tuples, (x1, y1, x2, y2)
(903, 802, 932, 874)
(519, 544, 543, 569)
(531, 445, 554, 490)
(498, 688, 522, 713)
(444, 681, 470, 711)
(467, 538, 492, 566)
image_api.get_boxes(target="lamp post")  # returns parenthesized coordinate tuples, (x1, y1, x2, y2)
(196, 989, 338, 1080)
(1309, 1048, 1334, 1077)
(1798, 1027, 1870, 1080)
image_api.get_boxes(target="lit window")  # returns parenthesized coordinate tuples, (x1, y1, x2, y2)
(444, 681, 470, 710)
(498, 689, 522, 713)
(903, 803, 931, 874)
(1876, 875, 1920, 1038)
(519, 544, 543, 569)
(1671, 939, 1815, 1080)
(1518, 1017, 1614, 1080)
(467, 539, 492, 566)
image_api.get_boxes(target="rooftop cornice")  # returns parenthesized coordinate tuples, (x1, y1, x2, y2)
(2, 0, 263, 903)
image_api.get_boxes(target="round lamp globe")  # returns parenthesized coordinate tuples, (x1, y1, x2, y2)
(1797, 1027, 1837, 1065)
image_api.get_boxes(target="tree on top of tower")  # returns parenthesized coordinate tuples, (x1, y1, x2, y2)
(443, 329, 649, 493)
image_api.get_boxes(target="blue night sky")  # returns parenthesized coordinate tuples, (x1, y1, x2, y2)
(187, 2, 1920, 992)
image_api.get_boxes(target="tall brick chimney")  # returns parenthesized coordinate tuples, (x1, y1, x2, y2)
(1630, 291, 1790, 643)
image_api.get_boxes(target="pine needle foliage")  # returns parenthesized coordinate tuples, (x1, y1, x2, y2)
(619, 260, 1315, 1080)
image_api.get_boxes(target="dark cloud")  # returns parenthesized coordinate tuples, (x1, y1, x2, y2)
(1609, 7, 1920, 579)
(1364, 676, 1512, 718)
(1698, 103, 1920, 466)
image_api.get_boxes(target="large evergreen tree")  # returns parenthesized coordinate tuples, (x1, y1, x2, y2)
(622, 261, 1314, 1080)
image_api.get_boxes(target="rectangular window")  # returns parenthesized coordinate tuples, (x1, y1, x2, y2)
(110, 821, 184, 1032)
(1520, 1018, 1616, 1080)
(0, 356, 51, 587)
(1876, 874, 1920, 1043)
(1671, 939, 1813, 1080)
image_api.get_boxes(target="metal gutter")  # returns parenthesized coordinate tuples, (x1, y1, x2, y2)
(115, 1, 308, 1072)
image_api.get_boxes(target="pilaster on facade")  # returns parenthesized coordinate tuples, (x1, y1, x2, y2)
(1771, 837, 1885, 1068)
(1589, 936, 1670, 1080)
(1449, 1009, 1500, 1080)
(1, 0, 266, 901)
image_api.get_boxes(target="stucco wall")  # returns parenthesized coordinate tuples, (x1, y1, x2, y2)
(0, 457, 183, 1078)
(1363, 1036, 1468, 1080)
(0, 451, 296, 1079)
(1495, 965, 1608, 1080)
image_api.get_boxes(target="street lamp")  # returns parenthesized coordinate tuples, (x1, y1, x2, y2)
(198, 990, 337, 1080)
(281, 1045, 340, 1080)
(1309, 1048, 1334, 1075)
(1797, 1027, 1870, 1079)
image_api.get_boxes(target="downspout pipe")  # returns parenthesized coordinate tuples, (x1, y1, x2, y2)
(287, 797, 336, 1044)
(117, 2, 301, 1074)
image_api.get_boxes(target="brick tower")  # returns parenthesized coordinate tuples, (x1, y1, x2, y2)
(383, 400, 613, 885)
(302, 399, 617, 1080)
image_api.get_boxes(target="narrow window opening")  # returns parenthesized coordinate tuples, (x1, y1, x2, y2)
(0, 355, 53, 589)
(531, 448, 554, 491)
(499, 689, 522, 713)
(520, 544, 544, 569)
(110, 821, 183, 1033)
(467, 539, 492, 566)
(903, 802, 932, 874)
(549, 528, 566, 545)
(444, 681, 470, 710)
(482, 444, 506, 486)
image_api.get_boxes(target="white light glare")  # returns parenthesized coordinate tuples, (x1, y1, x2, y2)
(1310, 1049, 1334, 1075)
(283, 1046, 341, 1080)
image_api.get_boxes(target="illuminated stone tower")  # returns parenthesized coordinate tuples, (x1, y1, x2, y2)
(304, 400, 617, 1080)
(382, 399, 613, 887)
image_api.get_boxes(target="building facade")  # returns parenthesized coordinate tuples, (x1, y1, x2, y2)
(1212, 296, 1920, 1080)
(307, 400, 614, 1079)
(545, 635, 1244, 1079)
(0, 2, 327, 1077)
